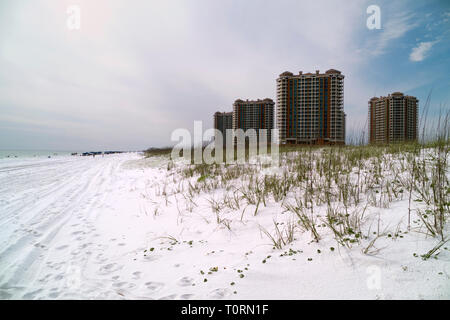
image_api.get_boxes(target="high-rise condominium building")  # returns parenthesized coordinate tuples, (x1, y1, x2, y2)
(368, 92, 418, 144)
(276, 69, 346, 145)
(232, 98, 275, 143)
(213, 111, 233, 145)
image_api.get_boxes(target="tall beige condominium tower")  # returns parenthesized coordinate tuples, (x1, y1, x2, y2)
(368, 92, 418, 144)
(232, 98, 275, 143)
(276, 69, 346, 145)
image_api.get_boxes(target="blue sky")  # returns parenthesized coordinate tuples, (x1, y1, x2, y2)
(0, 0, 449, 150)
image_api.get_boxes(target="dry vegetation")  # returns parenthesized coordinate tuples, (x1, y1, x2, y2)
(144, 111, 449, 259)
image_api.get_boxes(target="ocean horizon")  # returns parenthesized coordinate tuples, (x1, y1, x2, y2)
(0, 149, 78, 159)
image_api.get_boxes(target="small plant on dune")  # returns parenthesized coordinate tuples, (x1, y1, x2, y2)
(181, 192, 197, 213)
(239, 175, 267, 208)
(207, 197, 224, 224)
(260, 219, 296, 250)
(362, 215, 390, 255)
(284, 197, 320, 242)
(420, 239, 449, 260)
(223, 191, 241, 210)
(157, 234, 179, 246)
(322, 203, 366, 248)
(219, 218, 232, 231)
(263, 171, 292, 202)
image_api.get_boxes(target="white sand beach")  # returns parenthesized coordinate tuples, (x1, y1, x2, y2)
(0, 152, 448, 300)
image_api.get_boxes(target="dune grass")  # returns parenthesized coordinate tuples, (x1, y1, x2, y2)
(145, 109, 449, 252)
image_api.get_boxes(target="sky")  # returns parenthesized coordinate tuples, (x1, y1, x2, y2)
(0, 0, 449, 151)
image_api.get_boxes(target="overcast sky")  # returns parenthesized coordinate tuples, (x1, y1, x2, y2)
(0, 0, 449, 151)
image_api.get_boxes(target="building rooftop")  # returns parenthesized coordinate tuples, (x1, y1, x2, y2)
(370, 92, 418, 101)
(234, 98, 274, 104)
(214, 111, 232, 116)
(279, 71, 294, 77)
(278, 69, 343, 77)
(325, 69, 342, 74)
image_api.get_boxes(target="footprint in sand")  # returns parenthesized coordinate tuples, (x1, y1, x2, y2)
(22, 289, 43, 299)
(54, 273, 65, 281)
(94, 254, 108, 264)
(56, 245, 69, 250)
(177, 276, 194, 287)
(53, 262, 66, 271)
(143, 255, 160, 262)
(98, 263, 123, 275)
(208, 288, 230, 299)
(145, 281, 164, 293)
(38, 274, 53, 283)
(158, 294, 177, 300)
(180, 294, 194, 300)
(70, 249, 81, 256)
(79, 243, 92, 249)
(132, 271, 141, 280)
(112, 282, 136, 290)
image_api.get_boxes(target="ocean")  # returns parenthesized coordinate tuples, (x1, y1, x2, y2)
(0, 150, 76, 160)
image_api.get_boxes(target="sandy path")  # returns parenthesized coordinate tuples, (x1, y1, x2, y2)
(0, 154, 139, 299)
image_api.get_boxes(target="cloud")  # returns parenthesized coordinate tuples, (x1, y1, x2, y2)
(0, 0, 369, 150)
(365, 12, 418, 56)
(409, 41, 437, 62)
(0, 0, 448, 150)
